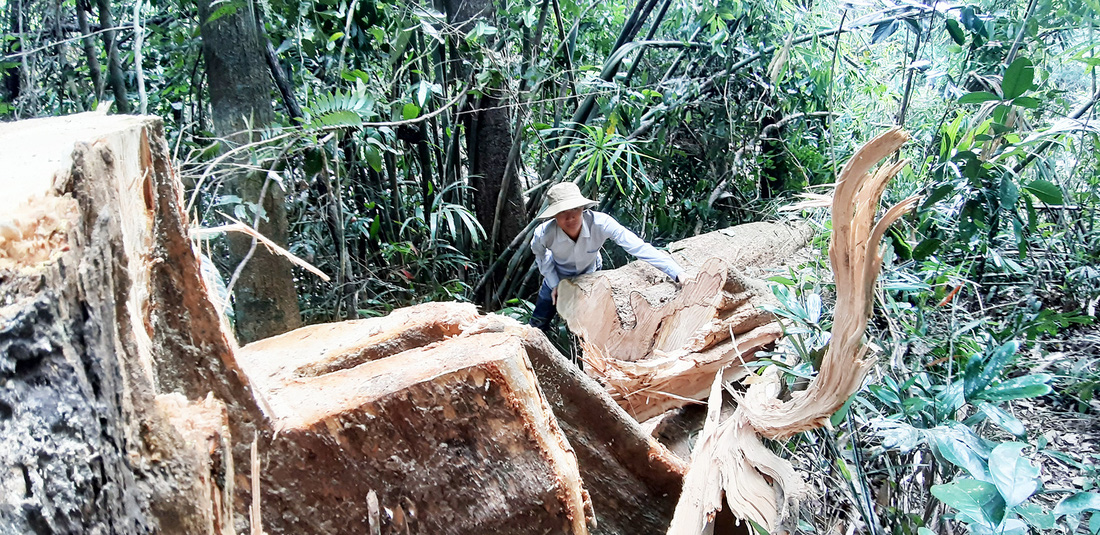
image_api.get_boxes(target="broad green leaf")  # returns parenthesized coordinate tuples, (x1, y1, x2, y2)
(930, 427, 990, 481)
(995, 518, 1029, 535)
(1012, 96, 1040, 109)
(829, 393, 857, 427)
(872, 20, 900, 44)
(402, 103, 421, 120)
(975, 402, 1026, 437)
(902, 396, 930, 412)
(1023, 180, 1064, 205)
(936, 380, 965, 416)
(989, 442, 1039, 509)
(975, 374, 1052, 402)
(1016, 503, 1055, 529)
(1003, 58, 1035, 100)
(370, 27, 385, 44)
(958, 91, 1001, 104)
(998, 173, 1019, 209)
(364, 144, 382, 172)
(922, 182, 957, 209)
(946, 18, 965, 45)
(912, 238, 943, 260)
(416, 81, 430, 107)
(806, 293, 822, 324)
(869, 384, 901, 405)
(328, 31, 344, 43)
(964, 340, 1020, 399)
(1053, 492, 1100, 517)
(836, 457, 853, 480)
(960, 7, 981, 33)
(931, 479, 999, 528)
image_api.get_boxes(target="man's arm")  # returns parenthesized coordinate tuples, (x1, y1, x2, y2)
(530, 223, 562, 289)
(596, 213, 684, 282)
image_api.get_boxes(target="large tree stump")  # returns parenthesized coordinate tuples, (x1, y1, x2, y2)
(0, 113, 257, 533)
(556, 222, 813, 421)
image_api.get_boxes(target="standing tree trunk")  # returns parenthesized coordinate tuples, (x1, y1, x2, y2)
(95, 0, 130, 112)
(3, 0, 23, 104)
(470, 91, 526, 250)
(443, 0, 527, 256)
(76, 0, 105, 102)
(196, 0, 302, 343)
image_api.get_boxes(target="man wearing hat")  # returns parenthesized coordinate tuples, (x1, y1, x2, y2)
(529, 182, 685, 330)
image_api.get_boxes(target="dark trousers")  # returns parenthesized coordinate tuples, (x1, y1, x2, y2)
(529, 280, 556, 331)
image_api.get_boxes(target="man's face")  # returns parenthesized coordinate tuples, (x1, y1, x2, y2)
(554, 208, 584, 238)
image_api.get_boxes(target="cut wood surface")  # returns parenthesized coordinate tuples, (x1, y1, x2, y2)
(237, 303, 687, 534)
(557, 222, 812, 421)
(668, 127, 920, 533)
(241, 318, 591, 534)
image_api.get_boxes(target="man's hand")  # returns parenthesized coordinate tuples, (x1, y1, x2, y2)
(551, 286, 559, 305)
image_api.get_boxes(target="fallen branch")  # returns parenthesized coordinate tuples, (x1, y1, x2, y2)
(190, 221, 330, 282)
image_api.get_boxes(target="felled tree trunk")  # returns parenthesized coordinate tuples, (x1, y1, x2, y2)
(521, 328, 687, 535)
(0, 113, 259, 533)
(556, 222, 813, 421)
(237, 303, 685, 535)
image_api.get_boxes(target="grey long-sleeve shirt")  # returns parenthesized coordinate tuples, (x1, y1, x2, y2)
(530, 210, 683, 289)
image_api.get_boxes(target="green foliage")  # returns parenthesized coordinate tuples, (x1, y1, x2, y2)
(302, 82, 377, 129)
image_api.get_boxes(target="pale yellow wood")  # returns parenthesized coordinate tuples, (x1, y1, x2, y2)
(668, 127, 918, 533)
(556, 224, 810, 421)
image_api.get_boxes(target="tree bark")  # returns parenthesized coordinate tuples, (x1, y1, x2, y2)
(444, 0, 528, 254)
(76, 0, 105, 101)
(95, 0, 130, 112)
(196, 0, 302, 343)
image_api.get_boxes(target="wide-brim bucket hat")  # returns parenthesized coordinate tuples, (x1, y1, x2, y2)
(536, 182, 597, 219)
